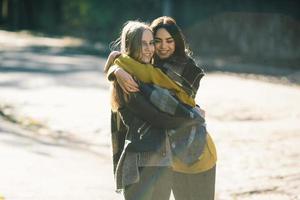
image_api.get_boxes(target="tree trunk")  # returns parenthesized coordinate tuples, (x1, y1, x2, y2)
(162, 0, 172, 16)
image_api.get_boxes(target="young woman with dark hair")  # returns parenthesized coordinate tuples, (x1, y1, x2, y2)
(107, 16, 217, 200)
(151, 16, 217, 200)
(106, 20, 202, 200)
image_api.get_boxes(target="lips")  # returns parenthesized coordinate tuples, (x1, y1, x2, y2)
(157, 50, 171, 56)
(141, 53, 152, 62)
(158, 50, 168, 54)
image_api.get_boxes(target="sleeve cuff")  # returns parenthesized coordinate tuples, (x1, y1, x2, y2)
(107, 65, 119, 81)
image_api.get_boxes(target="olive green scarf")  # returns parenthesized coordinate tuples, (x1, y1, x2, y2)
(114, 54, 195, 107)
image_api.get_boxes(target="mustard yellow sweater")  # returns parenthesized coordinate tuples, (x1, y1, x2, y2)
(112, 54, 217, 173)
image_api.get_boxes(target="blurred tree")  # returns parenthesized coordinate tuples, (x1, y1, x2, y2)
(1, 0, 62, 31)
(162, 0, 172, 16)
(2, 0, 298, 40)
(60, 0, 163, 41)
(0, 0, 299, 64)
(0, 0, 9, 24)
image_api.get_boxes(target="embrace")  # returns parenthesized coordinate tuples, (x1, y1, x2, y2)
(104, 16, 217, 200)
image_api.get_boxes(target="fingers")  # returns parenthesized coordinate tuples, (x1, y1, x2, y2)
(194, 107, 206, 118)
(117, 76, 139, 93)
(201, 110, 206, 118)
(115, 68, 139, 93)
(110, 51, 121, 59)
(123, 81, 139, 93)
(126, 77, 139, 91)
(119, 83, 130, 94)
(128, 87, 139, 92)
(122, 85, 139, 93)
(199, 109, 206, 118)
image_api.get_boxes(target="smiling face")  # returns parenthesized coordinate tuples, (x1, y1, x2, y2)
(154, 28, 175, 59)
(138, 29, 155, 63)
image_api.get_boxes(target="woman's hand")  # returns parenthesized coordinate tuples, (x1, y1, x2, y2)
(104, 51, 121, 73)
(194, 106, 206, 118)
(109, 51, 121, 60)
(115, 68, 139, 94)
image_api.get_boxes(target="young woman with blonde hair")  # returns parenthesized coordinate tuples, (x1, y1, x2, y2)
(106, 16, 217, 200)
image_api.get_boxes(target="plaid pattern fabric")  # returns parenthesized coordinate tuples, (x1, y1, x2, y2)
(114, 54, 196, 106)
(110, 56, 206, 190)
(113, 82, 207, 190)
(155, 57, 205, 98)
(139, 82, 207, 165)
(139, 83, 191, 117)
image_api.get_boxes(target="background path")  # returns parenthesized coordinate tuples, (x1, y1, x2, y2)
(1, 31, 300, 200)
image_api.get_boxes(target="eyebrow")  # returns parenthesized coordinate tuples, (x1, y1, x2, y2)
(155, 37, 173, 40)
(142, 40, 154, 43)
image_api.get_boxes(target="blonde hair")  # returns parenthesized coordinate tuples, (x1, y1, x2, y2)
(111, 20, 152, 61)
(110, 21, 152, 111)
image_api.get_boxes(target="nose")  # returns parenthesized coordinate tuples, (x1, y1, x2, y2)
(160, 40, 167, 49)
(145, 43, 154, 52)
(161, 41, 166, 48)
(144, 44, 150, 51)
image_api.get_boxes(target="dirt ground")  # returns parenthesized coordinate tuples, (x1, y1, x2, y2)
(1, 30, 300, 199)
(198, 73, 300, 200)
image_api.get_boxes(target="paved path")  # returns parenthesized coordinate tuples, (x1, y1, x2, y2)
(0, 119, 123, 200)
(1, 30, 300, 199)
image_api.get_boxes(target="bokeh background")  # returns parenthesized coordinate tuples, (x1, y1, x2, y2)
(1, 1, 300, 200)
(1, 0, 299, 70)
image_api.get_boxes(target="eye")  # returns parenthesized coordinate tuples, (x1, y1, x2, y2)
(167, 39, 174, 44)
(154, 39, 161, 44)
(142, 41, 148, 47)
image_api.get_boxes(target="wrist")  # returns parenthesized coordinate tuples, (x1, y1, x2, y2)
(114, 67, 122, 75)
(107, 65, 120, 81)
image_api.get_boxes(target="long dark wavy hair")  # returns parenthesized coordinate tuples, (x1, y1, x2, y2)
(150, 16, 192, 61)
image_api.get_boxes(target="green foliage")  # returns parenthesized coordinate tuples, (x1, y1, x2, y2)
(2, 0, 298, 63)
(0, 0, 162, 41)
(59, 0, 162, 41)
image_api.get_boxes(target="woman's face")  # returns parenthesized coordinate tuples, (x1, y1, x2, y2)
(139, 29, 155, 64)
(154, 28, 175, 59)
